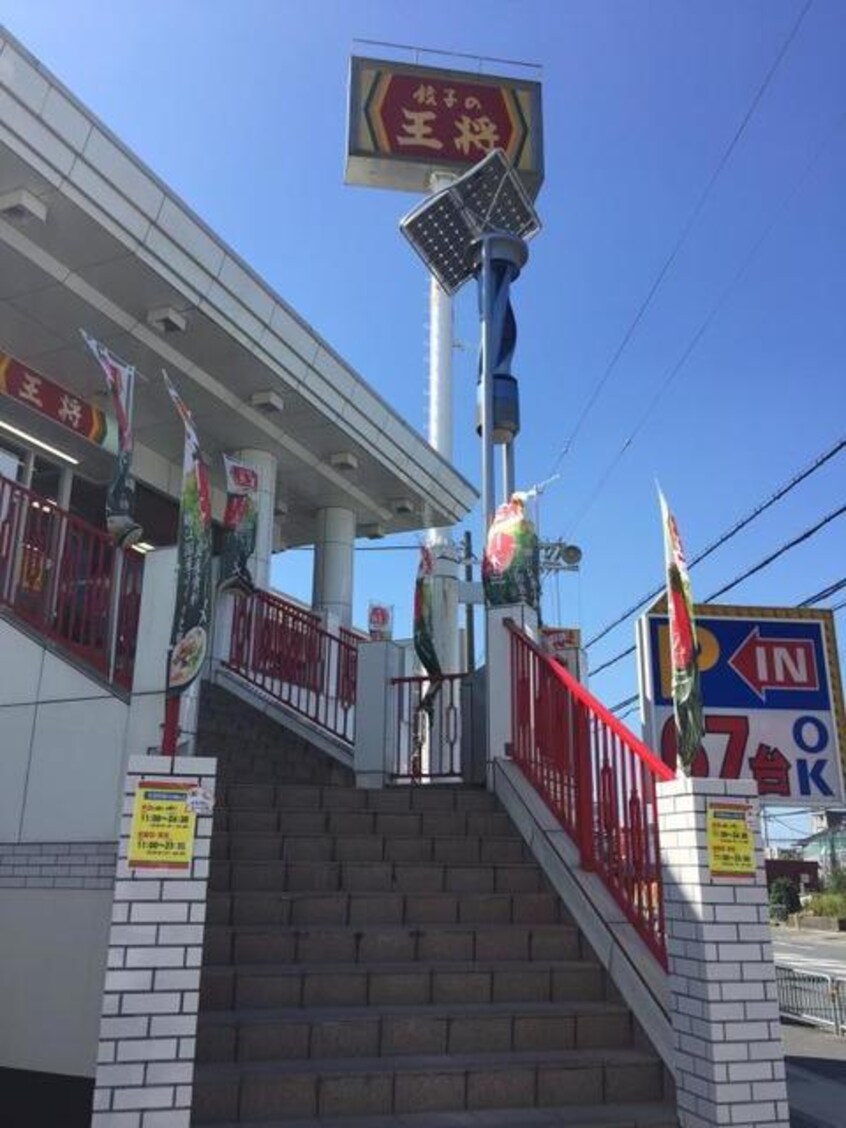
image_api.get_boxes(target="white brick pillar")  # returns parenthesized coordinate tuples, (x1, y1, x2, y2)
(91, 753, 217, 1128)
(657, 777, 789, 1128)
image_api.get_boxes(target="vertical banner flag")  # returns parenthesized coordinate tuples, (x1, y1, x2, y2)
(659, 488, 704, 774)
(80, 330, 142, 546)
(483, 492, 540, 610)
(218, 454, 258, 595)
(163, 372, 212, 695)
(413, 545, 443, 681)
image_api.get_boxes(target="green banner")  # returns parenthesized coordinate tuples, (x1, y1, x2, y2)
(659, 488, 704, 774)
(164, 372, 212, 695)
(218, 454, 258, 595)
(413, 545, 442, 680)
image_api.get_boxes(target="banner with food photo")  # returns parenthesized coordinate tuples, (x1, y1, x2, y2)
(658, 486, 704, 775)
(482, 492, 540, 610)
(80, 330, 143, 546)
(218, 453, 259, 595)
(413, 545, 442, 681)
(163, 371, 213, 695)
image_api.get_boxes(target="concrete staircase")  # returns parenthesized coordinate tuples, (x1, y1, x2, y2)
(192, 684, 677, 1126)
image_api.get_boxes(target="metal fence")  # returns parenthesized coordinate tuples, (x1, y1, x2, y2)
(776, 964, 846, 1036)
(228, 587, 357, 744)
(507, 620, 674, 969)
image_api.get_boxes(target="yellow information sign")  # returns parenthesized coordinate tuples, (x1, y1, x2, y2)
(707, 800, 756, 878)
(128, 779, 196, 870)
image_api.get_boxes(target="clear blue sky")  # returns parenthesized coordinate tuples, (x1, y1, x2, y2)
(4, 2, 844, 830)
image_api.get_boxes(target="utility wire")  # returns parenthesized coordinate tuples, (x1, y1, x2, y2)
(585, 436, 845, 649)
(566, 98, 846, 539)
(546, 0, 814, 474)
(597, 502, 846, 682)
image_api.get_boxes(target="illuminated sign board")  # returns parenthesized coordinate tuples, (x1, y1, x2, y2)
(638, 603, 846, 806)
(0, 349, 110, 447)
(346, 56, 543, 196)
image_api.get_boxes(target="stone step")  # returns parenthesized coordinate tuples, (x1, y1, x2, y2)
(207, 890, 565, 928)
(212, 809, 518, 841)
(191, 1047, 665, 1122)
(196, 1001, 634, 1063)
(196, 1104, 678, 1128)
(218, 783, 497, 813)
(210, 829, 530, 864)
(199, 960, 607, 1011)
(209, 860, 548, 894)
(202, 922, 582, 967)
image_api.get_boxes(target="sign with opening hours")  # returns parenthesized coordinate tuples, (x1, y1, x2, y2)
(637, 604, 845, 806)
(128, 779, 197, 869)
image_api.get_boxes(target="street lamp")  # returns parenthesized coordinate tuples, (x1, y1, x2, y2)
(400, 149, 541, 537)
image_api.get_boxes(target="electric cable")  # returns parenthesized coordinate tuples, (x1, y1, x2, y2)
(565, 103, 846, 539)
(586, 436, 845, 649)
(546, 0, 814, 474)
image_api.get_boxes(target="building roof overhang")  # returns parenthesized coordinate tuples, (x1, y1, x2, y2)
(0, 28, 477, 544)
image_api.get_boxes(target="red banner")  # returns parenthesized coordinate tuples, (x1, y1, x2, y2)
(0, 350, 107, 445)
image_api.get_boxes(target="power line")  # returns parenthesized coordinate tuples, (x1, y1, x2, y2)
(597, 503, 846, 681)
(545, 0, 814, 474)
(586, 436, 845, 649)
(566, 100, 846, 538)
(707, 503, 846, 601)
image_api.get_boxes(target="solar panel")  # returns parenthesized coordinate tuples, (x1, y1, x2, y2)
(400, 149, 541, 295)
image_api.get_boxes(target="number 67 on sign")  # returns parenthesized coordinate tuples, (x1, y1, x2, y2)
(637, 603, 846, 806)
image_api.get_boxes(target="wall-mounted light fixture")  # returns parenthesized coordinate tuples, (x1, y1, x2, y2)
(0, 419, 79, 464)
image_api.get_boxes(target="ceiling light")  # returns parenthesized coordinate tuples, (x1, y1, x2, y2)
(0, 420, 79, 464)
(0, 188, 48, 224)
(250, 389, 284, 414)
(131, 541, 156, 555)
(359, 522, 385, 540)
(147, 306, 187, 334)
(274, 500, 289, 518)
(330, 451, 358, 473)
(391, 497, 416, 516)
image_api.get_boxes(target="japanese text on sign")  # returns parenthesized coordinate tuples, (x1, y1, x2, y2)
(128, 780, 196, 870)
(707, 800, 756, 878)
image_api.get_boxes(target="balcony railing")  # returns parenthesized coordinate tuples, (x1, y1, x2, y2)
(389, 674, 467, 781)
(227, 588, 357, 744)
(0, 474, 144, 691)
(507, 621, 673, 967)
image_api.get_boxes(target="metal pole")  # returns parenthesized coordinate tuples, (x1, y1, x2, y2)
(502, 441, 515, 503)
(463, 529, 475, 672)
(479, 236, 496, 537)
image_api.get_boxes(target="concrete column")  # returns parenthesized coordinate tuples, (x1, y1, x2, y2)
(353, 639, 404, 789)
(657, 776, 789, 1128)
(232, 448, 277, 591)
(312, 506, 354, 628)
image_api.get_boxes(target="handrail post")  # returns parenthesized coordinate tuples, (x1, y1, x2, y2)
(573, 700, 595, 871)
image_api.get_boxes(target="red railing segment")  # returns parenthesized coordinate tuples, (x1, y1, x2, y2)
(506, 621, 673, 968)
(390, 674, 466, 781)
(227, 588, 356, 744)
(0, 474, 144, 690)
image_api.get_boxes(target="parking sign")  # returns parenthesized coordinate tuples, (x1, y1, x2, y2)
(637, 603, 845, 806)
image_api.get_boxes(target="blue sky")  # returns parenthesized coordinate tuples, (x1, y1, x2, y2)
(4, 1, 844, 833)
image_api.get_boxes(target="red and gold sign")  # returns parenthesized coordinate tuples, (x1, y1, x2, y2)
(0, 350, 108, 445)
(347, 57, 543, 196)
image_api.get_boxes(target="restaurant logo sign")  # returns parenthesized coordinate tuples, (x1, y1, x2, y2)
(346, 57, 543, 196)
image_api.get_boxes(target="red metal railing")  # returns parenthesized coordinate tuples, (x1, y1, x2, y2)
(0, 474, 144, 690)
(228, 588, 357, 744)
(390, 674, 467, 781)
(507, 621, 673, 967)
